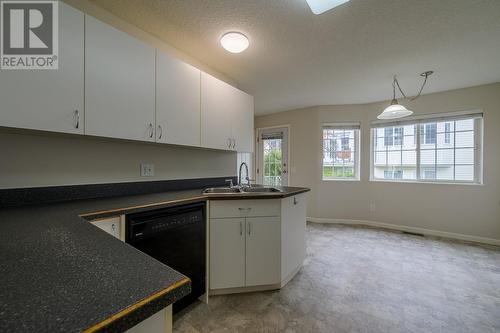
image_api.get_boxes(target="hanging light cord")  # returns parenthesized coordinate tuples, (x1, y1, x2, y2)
(393, 71, 432, 101)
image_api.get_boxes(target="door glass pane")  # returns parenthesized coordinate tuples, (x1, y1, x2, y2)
(263, 138, 282, 186)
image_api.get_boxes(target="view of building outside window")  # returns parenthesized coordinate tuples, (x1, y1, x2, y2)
(373, 118, 476, 182)
(323, 128, 358, 179)
(263, 138, 282, 186)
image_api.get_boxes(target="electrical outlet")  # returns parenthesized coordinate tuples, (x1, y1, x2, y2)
(140, 163, 154, 177)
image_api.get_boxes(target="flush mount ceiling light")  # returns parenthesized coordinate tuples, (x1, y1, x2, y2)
(378, 71, 434, 120)
(305, 0, 351, 15)
(220, 32, 249, 54)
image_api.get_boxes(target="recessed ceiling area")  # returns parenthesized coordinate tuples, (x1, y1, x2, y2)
(88, 0, 500, 115)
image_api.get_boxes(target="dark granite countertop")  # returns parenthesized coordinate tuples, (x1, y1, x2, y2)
(0, 184, 309, 333)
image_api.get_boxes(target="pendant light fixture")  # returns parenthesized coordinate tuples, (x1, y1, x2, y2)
(378, 71, 434, 120)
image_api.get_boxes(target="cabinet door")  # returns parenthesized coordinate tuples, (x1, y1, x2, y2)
(91, 216, 121, 240)
(201, 73, 232, 150)
(156, 51, 200, 146)
(231, 89, 254, 152)
(245, 217, 281, 286)
(0, 2, 84, 134)
(85, 15, 155, 142)
(281, 194, 307, 280)
(210, 218, 245, 289)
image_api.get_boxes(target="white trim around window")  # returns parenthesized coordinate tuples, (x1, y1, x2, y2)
(322, 123, 361, 181)
(370, 111, 483, 185)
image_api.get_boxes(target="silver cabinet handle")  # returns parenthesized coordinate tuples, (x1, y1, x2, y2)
(157, 125, 163, 140)
(227, 138, 232, 149)
(240, 221, 243, 236)
(111, 223, 116, 232)
(247, 221, 251, 235)
(74, 110, 80, 129)
(294, 197, 298, 205)
(232, 138, 237, 149)
(149, 123, 154, 138)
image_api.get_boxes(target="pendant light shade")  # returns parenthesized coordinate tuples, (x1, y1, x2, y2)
(378, 71, 434, 120)
(377, 98, 413, 120)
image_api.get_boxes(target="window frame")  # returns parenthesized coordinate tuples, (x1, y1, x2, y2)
(322, 123, 361, 181)
(370, 111, 483, 185)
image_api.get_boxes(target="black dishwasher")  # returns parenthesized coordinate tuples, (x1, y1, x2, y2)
(126, 202, 206, 313)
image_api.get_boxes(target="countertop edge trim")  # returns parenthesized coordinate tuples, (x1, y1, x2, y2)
(79, 196, 207, 219)
(81, 277, 191, 333)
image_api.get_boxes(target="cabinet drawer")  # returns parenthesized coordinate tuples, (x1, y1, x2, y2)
(210, 199, 280, 218)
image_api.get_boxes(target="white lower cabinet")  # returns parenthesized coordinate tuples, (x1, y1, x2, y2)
(90, 216, 122, 240)
(245, 217, 281, 286)
(281, 194, 307, 282)
(209, 195, 306, 292)
(125, 306, 172, 333)
(210, 218, 246, 289)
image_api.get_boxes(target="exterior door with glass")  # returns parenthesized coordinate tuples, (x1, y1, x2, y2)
(257, 127, 289, 186)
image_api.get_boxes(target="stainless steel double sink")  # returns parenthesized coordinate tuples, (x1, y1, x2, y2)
(203, 186, 283, 194)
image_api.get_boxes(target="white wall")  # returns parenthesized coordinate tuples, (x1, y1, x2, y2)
(0, 130, 236, 189)
(255, 83, 500, 241)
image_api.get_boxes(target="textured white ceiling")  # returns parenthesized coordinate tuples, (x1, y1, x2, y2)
(88, 0, 500, 115)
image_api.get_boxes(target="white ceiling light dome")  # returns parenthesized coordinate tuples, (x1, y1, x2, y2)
(220, 32, 249, 54)
(377, 99, 413, 120)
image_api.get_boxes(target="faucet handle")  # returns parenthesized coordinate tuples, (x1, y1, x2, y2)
(245, 177, 255, 186)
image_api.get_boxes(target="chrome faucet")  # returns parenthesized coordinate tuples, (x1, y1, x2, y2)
(238, 162, 251, 187)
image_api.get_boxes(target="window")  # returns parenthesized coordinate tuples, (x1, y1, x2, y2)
(384, 127, 404, 146)
(444, 123, 451, 144)
(373, 124, 417, 180)
(384, 170, 403, 179)
(322, 123, 360, 180)
(423, 123, 437, 144)
(384, 128, 393, 146)
(341, 137, 349, 151)
(371, 112, 483, 184)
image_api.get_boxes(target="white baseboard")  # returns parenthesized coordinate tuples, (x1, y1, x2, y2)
(307, 217, 500, 246)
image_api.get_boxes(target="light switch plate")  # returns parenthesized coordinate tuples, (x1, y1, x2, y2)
(140, 163, 154, 177)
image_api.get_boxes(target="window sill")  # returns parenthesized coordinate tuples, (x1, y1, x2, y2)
(369, 179, 483, 186)
(322, 178, 360, 182)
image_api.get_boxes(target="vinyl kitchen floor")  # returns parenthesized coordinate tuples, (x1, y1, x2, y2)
(173, 223, 500, 333)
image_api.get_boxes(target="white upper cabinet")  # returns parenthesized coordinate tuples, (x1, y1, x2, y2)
(0, 2, 84, 134)
(231, 89, 254, 152)
(85, 15, 155, 142)
(156, 51, 200, 146)
(0, 4, 254, 150)
(201, 73, 254, 152)
(201, 72, 233, 150)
